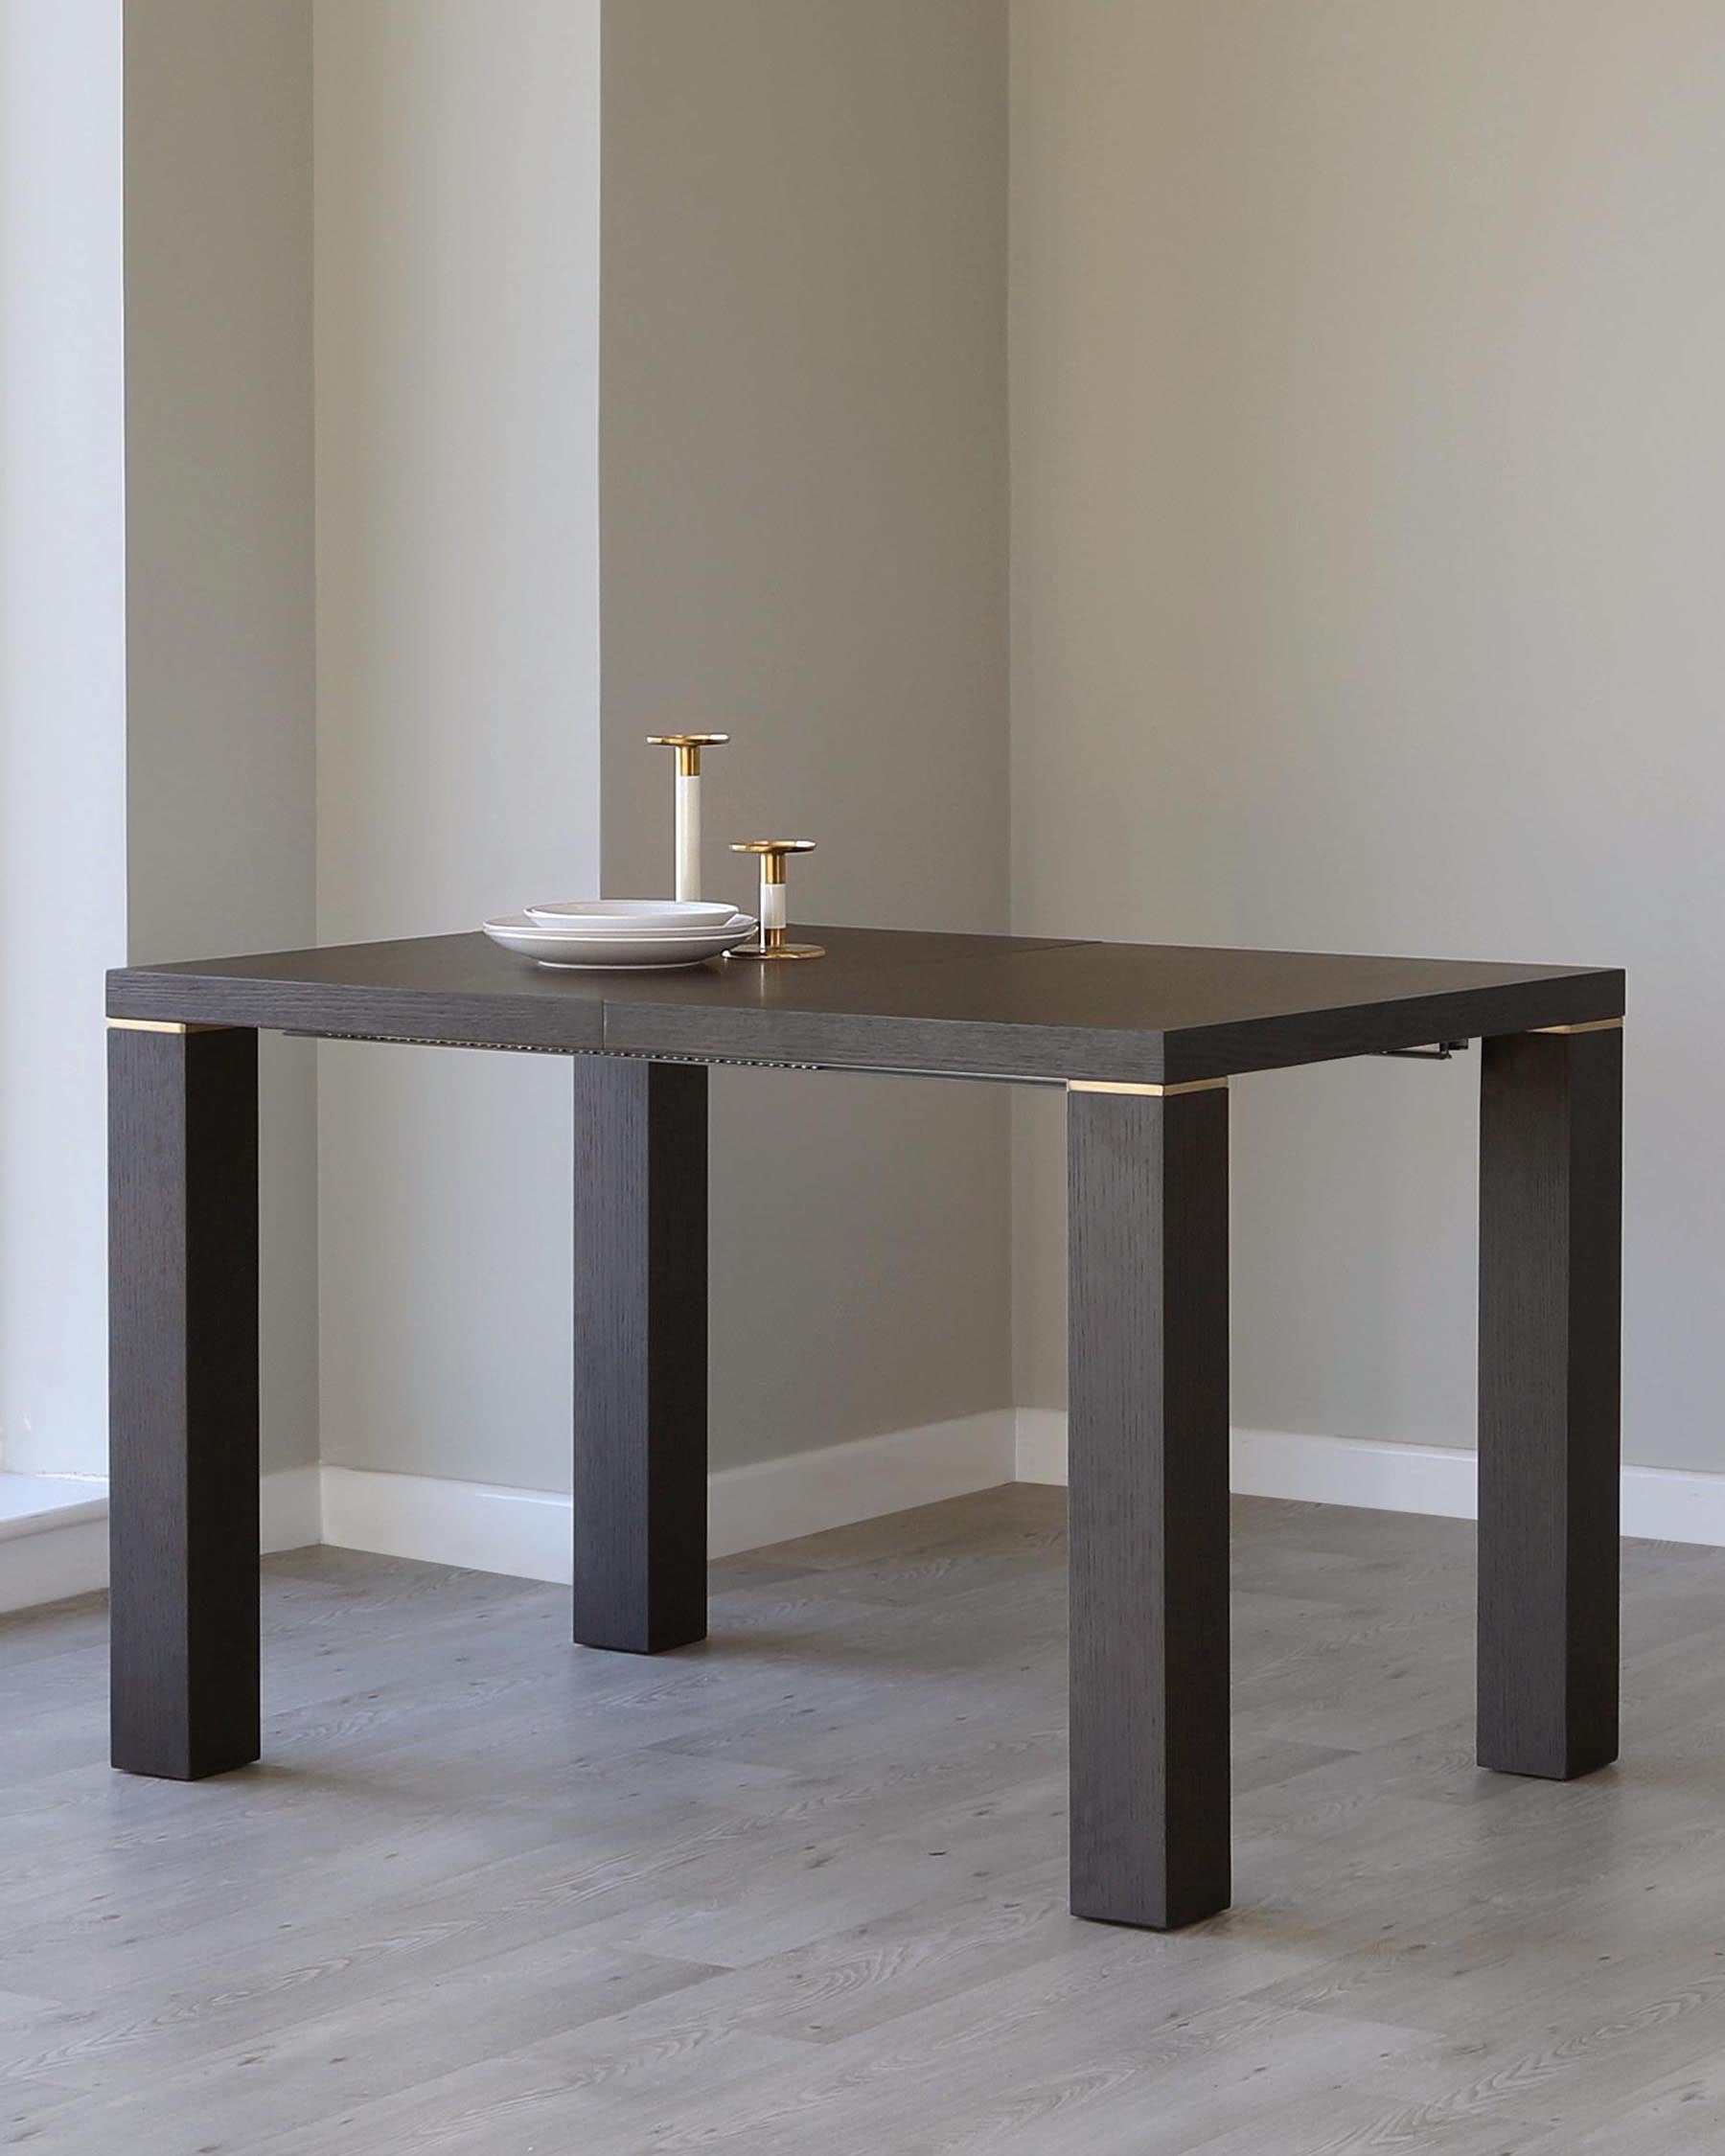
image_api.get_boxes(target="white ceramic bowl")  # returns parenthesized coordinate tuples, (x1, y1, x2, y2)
(508, 915, 751, 940)
(483, 912, 757, 969)
(523, 898, 738, 931)
(494, 914, 751, 945)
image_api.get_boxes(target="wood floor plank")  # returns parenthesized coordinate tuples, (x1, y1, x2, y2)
(2, 1486, 1721, 2152)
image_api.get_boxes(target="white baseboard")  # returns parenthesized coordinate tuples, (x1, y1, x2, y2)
(320, 1464, 573, 1582)
(1016, 1409, 1478, 1516)
(1015, 1410, 1725, 1548)
(1611, 1462, 1725, 1548)
(0, 1521, 109, 1617)
(0, 1476, 109, 1617)
(0, 1419, 1016, 1616)
(1012, 1409, 1075, 1491)
(10, 1406, 1725, 1621)
(705, 1411, 1017, 1563)
(261, 1465, 324, 1554)
(0, 1462, 322, 1618)
(318, 1411, 1019, 1582)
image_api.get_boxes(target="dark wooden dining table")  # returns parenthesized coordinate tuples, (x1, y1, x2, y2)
(106, 923, 1623, 1929)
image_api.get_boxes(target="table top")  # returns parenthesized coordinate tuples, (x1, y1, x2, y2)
(107, 925, 1623, 1085)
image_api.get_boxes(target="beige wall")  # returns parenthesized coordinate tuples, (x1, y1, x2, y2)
(601, 0, 1012, 1470)
(92, 0, 1712, 1513)
(1010, 1, 1725, 1469)
(314, 0, 603, 1487)
(125, 0, 318, 1474)
(119, 0, 1007, 1506)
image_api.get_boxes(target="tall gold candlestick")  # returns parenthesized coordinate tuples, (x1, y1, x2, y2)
(647, 733, 730, 900)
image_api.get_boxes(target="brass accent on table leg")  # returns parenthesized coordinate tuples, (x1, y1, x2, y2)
(1530, 1019, 1624, 1037)
(106, 1019, 233, 1036)
(1069, 1077, 1230, 1099)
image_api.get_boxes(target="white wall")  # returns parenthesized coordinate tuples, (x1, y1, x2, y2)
(1010, 0, 1725, 1471)
(124, 0, 318, 1475)
(314, 0, 603, 1488)
(601, 0, 1013, 1472)
(0, 0, 126, 1478)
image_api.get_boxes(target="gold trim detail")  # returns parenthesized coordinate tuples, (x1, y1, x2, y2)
(106, 1019, 229, 1035)
(1530, 1019, 1624, 1036)
(725, 940, 826, 961)
(1069, 1076, 1230, 1097)
(648, 731, 730, 778)
(729, 839, 816, 882)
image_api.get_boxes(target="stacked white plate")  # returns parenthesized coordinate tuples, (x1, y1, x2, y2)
(483, 899, 756, 969)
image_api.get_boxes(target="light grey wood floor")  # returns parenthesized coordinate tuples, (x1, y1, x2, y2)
(6, 1486, 1725, 2153)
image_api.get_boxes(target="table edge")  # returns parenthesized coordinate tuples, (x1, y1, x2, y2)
(105, 958, 1625, 1085)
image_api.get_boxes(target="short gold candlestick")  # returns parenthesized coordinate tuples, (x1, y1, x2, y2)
(726, 840, 822, 959)
(647, 733, 730, 901)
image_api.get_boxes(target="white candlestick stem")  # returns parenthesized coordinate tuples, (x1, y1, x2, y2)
(676, 771, 700, 901)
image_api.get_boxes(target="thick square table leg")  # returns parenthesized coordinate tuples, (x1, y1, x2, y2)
(1067, 1079, 1230, 1929)
(1478, 1024, 1622, 1779)
(108, 1023, 260, 1779)
(572, 1057, 708, 1653)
